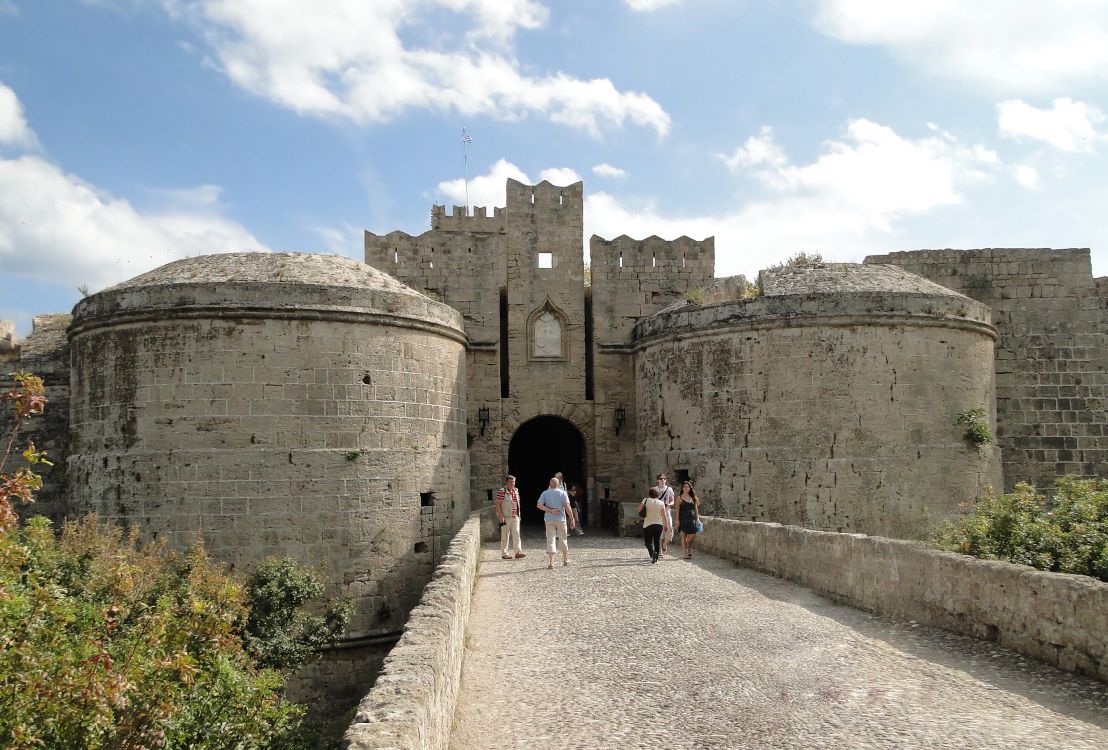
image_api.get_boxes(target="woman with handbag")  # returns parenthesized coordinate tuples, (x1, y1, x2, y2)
(676, 481, 702, 559)
(637, 488, 669, 564)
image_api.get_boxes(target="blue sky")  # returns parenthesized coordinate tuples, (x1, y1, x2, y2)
(3, 1, 1108, 337)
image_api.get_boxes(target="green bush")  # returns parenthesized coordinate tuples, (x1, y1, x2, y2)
(244, 557, 351, 671)
(0, 516, 346, 749)
(931, 478, 1108, 581)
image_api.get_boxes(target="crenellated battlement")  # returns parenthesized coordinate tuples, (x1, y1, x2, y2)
(430, 204, 505, 232)
(505, 178, 584, 214)
(590, 234, 715, 270)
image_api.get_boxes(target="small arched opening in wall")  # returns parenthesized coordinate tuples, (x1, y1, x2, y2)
(508, 415, 586, 527)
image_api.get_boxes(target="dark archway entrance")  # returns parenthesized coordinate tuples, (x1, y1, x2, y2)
(508, 416, 586, 527)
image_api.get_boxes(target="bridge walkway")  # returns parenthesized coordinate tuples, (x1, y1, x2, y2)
(448, 533, 1107, 750)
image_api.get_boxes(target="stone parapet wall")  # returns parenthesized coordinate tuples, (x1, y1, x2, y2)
(343, 514, 483, 750)
(864, 249, 1108, 489)
(698, 517, 1108, 681)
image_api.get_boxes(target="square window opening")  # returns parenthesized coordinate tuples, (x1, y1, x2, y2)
(538, 252, 553, 269)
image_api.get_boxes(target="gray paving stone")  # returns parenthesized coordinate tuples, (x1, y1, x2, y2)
(450, 534, 1108, 750)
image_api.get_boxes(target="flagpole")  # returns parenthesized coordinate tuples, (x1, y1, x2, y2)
(462, 127, 470, 214)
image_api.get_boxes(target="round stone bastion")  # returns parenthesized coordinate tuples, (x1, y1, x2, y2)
(632, 263, 1003, 539)
(67, 252, 469, 639)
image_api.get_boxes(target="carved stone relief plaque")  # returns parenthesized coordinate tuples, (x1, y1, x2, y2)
(533, 311, 562, 357)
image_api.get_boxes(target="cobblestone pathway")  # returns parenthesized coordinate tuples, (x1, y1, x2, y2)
(449, 533, 1108, 750)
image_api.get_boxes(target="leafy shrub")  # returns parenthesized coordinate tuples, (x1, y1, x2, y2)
(0, 371, 51, 531)
(0, 517, 346, 749)
(244, 557, 351, 671)
(768, 251, 824, 270)
(931, 478, 1108, 581)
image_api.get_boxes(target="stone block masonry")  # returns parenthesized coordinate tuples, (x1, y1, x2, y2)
(697, 517, 1108, 682)
(62, 254, 472, 723)
(633, 265, 1002, 539)
(865, 249, 1108, 490)
(343, 514, 483, 750)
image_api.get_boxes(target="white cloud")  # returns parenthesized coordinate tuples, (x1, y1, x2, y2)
(812, 1, 1108, 92)
(625, 0, 681, 10)
(997, 98, 1105, 151)
(0, 156, 268, 289)
(592, 163, 626, 179)
(438, 119, 1001, 278)
(159, 0, 670, 136)
(436, 158, 530, 207)
(0, 81, 266, 290)
(436, 160, 582, 208)
(0, 84, 37, 149)
(717, 125, 789, 173)
(311, 221, 364, 258)
(538, 167, 581, 185)
(721, 119, 997, 227)
(1013, 164, 1040, 189)
(592, 119, 1001, 275)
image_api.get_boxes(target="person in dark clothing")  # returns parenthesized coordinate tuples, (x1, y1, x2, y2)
(676, 481, 702, 559)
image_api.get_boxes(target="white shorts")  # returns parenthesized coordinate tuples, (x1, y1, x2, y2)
(544, 520, 569, 555)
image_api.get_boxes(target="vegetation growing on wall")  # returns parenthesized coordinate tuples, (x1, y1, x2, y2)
(0, 373, 351, 749)
(955, 408, 991, 450)
(931, 478, 1108, 582)
(768, 251, 824, 270)
(0, 372, 51, 530)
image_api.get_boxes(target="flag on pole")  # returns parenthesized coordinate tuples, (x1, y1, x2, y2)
(462, 128, 472, 144)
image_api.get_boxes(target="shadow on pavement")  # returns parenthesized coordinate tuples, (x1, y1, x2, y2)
(687, 551, 1108, 728)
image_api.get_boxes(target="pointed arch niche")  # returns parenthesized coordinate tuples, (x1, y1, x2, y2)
(528, 299, 568, 360)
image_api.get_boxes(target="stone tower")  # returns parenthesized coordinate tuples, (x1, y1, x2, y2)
(367, 179, 717, 522)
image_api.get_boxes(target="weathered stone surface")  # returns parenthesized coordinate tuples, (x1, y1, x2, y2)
(343, 515, 483, 750)
(67, 253, 470, 646)
(633, 275, 1001, 538)
(865, 249, 1108, 489)
(697, 517, 1108, 682)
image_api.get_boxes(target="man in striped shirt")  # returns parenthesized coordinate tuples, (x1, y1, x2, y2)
(497, 474, 525, 560)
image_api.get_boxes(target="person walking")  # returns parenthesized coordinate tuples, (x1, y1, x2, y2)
(496, 474, 525, 560)
(537, 476, 574, 569)
(637, 488, 669, 563)
(652, 474, 675, 556)
(675, 480, 702, 559)
(568, 483, 585, 536)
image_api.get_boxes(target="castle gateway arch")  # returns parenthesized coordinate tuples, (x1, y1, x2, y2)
(508, 416, 586, 527)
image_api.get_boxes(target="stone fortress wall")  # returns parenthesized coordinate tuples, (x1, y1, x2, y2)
(589, 234, 715, 509)
(366, 197, 507, 510)
(59, 253, 469, 715)
(632, 264, 1002, 539)
(864, 249, 1108, 490)
(2, 180, 1106, 726)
